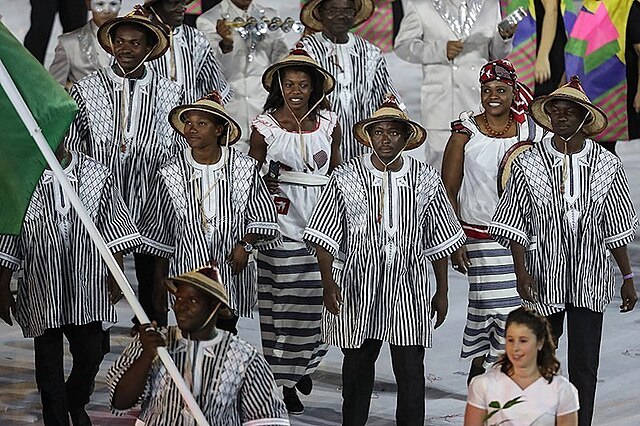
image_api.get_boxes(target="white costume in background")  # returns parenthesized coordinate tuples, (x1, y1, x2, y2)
(197, 0, 288, 153)
(49, 21, 112, 88)
(394, 0, 512, 168)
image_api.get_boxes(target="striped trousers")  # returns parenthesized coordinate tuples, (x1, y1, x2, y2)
(257, 240, 328, 388)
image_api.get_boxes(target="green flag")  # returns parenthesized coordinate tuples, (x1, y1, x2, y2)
(0, 22, 78, 235)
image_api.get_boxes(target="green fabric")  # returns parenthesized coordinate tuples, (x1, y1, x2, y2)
(0, 22, 78, 235)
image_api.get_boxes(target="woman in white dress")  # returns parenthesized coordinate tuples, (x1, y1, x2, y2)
(249, 43, 341, 414)
(464, 307, 579, 426)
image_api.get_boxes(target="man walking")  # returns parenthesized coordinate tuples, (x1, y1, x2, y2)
(489, 77, 638, 425)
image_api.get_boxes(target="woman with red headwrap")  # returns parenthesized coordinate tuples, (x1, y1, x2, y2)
(441, 59, 546, 384)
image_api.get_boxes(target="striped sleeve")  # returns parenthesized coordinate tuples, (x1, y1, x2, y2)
(98, 171, 141, 254)
(240, 353, 290, 425)
(247, 169, 282, 250)
(198, 44, 232, 104)
(369, 50, 402, 110)
(106, 335, 152, 416)
(137, 170, 177, 258)
(602, 165, 638, 249)
(0, 234, 22, 271)
(303, 175, 345, 257)
(489, 162, 532, 249)
(421, 173, 466, 261)
(64, 86, 90, 154)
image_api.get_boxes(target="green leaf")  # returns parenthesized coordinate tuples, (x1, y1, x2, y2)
(488, 401, 501, 409)
(503, 396, 525, 409)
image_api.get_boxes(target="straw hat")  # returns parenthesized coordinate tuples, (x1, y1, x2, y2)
(262, 43, 335, 94)
(143, 0, 196, 7)
(301, 0, 375, 32)
(169, 92, 242, 145)
(354, 94, 427, 151)
(164, 265, 230, 309)
(97, 5, 169, 61)
(529, 75, 608, 137)
(497, 141, 534, 196)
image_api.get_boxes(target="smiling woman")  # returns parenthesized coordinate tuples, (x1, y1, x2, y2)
(441, 59, 545, 384)
(248, 44, 341, 415)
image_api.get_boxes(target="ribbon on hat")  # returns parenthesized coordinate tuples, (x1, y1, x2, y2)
(479, 59, 533, 124)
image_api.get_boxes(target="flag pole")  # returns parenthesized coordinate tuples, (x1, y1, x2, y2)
(0, 59, 209, 426)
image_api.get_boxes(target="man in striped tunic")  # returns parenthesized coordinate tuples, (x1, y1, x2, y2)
(144, 0, 232, 104)
(107, 266, 289, 425)
(0, 144, 140, 425)
(65, 8, 183, 327)
(489, 77, 639, 426)
(299, 0, 402, 162)
(304, 96, 466, 424)
(137, 92, 280, 334)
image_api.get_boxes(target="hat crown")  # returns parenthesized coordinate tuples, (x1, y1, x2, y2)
(199, 91, 223, 107)
(128, 4, 150, 18)
(288, 42, 313, 60)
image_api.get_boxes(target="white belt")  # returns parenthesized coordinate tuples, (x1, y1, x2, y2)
(279, 171, 329, 186)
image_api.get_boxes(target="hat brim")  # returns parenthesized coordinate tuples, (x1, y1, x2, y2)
(354, 115, 427, 151)
(97, 16, 169, 61)
(163, 276, 233, 319)
(529, 95, 608, 137)
(301, 0, 375, 32)
(262, 58, 335, 94)
(169, 104, 242, 145)
(497, 140, 534, 196)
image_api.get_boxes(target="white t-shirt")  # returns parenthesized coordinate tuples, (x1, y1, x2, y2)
(467, 367, 579, 425)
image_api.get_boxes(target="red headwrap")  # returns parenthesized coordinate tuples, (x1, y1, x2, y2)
(479, 59, 533, 124)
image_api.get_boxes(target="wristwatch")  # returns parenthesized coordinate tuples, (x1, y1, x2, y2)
(238, 240, 253, 253)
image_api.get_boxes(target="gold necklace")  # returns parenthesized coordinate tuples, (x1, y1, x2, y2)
(482, 112, 513, 137)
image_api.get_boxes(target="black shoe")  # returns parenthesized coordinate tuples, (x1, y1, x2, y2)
(69, 407, 91, 426)
(295, 375, 313, 395)
(467, 364, 486, 386)
(283, 386, 304, 415)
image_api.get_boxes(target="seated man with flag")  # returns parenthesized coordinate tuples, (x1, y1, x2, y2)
(303, 95, 465, 424)
(64, 6, 183, 327)
(107, 265, 290, 425)
(0, 142, 140, 426)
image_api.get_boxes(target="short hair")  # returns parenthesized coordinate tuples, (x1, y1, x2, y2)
(109, 22, 158, 48)
(495, 307, 560, 383)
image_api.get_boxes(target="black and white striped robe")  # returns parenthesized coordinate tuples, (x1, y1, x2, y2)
(107, 327, 290, 425)
(489, 137, 638, 316)
(147, 24, 232, 104)
(0, 153, 140, 338)
(304, 155, 465, 348)
(65, 66, 183, 228)
(301, 32, 401, 162)
(137, 148, 281, 317)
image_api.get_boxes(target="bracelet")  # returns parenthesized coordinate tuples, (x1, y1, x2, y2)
(623, 272, 634, 280)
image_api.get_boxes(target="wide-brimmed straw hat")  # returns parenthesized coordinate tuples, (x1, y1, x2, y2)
(143, 0, 196, 7)
(262, 42, 335, 94)
(169, 92, 242, 145)
(164, 265, 230, 308)
(354, 94, 426, 151)
(301, 0, 375, 32)
(529, 75, 608, 137)
(97, 5, 169, 61)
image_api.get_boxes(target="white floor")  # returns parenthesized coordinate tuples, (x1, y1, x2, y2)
(0, 1, 639, 424)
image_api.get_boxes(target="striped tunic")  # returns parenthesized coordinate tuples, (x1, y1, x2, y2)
(107, 327, 290, 425)
(304, 155, 466, 348)
(147, 24, 232, 104)
(0, 153, 140, 338)
(300, 32, 400, 162)
(137, 148, 281, 318)
(489, 137, 638, 315)
(65, 66, 183, 228)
